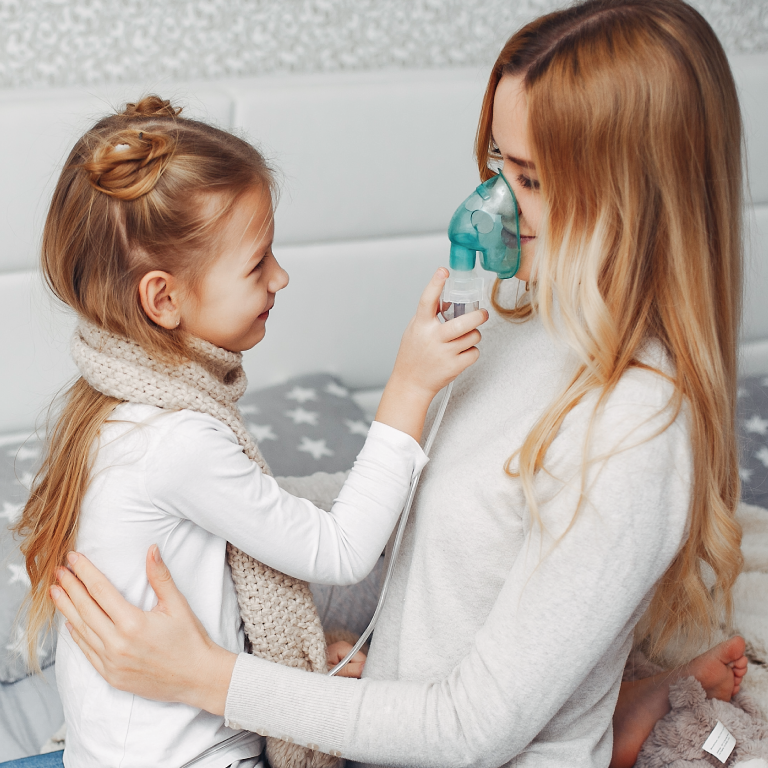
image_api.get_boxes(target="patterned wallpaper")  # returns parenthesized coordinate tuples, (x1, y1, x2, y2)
(0, 0, 766, 89)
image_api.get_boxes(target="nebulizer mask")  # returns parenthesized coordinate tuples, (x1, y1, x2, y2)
(441, 171, 522, 319)
(327, 172, 522, 677)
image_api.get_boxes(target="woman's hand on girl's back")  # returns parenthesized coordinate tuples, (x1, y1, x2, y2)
(51, 546, 235, 716)
(375, 267, 487, 443)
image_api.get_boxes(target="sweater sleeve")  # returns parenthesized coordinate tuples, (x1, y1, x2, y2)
(145, 416, 427, 586)
(223, 398, 692, 767)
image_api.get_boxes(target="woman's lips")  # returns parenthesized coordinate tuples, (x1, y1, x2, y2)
(501, 227, 536, 247)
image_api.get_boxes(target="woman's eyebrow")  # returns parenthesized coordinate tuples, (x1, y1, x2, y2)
(505, 154, 536, 170)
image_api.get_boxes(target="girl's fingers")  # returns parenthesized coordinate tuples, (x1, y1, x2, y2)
(448, 329, 482, 353)
(61, 551, 141, 633)
(440, 308, 489, 342)
(51, 575, 109, 655)
(416, 268, 449, 321)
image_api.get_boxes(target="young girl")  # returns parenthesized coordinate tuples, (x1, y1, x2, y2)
(12, 98, 487, 768)
(43, 0, 750, 765)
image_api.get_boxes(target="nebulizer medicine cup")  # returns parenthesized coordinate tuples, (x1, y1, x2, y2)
(328, 171, 522, 677)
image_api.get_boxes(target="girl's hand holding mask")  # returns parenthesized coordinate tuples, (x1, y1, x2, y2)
(375, 267, 487, 442)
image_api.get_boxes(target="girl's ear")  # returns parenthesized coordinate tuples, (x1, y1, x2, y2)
(139, 271, 183, 329)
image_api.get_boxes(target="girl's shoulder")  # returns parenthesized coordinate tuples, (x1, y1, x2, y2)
(100, 403, 240, 456)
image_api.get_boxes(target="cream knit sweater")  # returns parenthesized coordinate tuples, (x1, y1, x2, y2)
(224, 304, 693, 768)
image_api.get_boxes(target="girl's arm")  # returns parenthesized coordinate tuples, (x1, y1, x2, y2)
(146, 270, 487, 586)
(53, 393, 692, 767)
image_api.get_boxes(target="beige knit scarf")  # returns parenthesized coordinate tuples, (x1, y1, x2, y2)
(71, 320, 340, 768)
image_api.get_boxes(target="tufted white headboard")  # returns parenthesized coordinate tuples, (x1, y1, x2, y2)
(0, 58, 766, 433)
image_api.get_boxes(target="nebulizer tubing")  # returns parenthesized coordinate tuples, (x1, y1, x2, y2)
(329, 170, 522, 677)
(327, 381, 453, 676)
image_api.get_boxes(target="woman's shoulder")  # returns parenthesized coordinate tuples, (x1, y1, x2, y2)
(563, 341, 688, 449)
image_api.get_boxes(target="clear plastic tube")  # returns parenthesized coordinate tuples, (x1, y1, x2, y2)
(180, 384, 454, 765)
(328, 381, 453, 676)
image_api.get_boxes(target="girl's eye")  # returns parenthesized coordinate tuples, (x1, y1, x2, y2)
(250, 251, 272, 274)
(517, 174, 541, 192)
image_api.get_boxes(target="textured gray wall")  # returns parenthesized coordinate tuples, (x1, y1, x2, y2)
(0, 0, 766, 89)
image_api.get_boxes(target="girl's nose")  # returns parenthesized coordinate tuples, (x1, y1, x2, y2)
(269, 257, 289, 293)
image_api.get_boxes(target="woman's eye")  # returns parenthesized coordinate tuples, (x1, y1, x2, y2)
(517, 174, 541, 191)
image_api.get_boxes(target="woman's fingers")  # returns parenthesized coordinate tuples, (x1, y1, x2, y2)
(62, 619, 108, 680)
(50, 568, 114, 650)
(61, 551, 142, 634)
(145, 545, 189, 616)
(416, 267, 449, 321)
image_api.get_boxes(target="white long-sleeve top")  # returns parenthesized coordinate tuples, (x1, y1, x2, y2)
(56, 405, 427, 768)
(224, 307, 693, 768)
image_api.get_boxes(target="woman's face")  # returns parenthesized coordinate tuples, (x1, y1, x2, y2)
(492, 75, 542, 283)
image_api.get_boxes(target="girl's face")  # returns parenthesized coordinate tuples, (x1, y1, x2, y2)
(182, 188, 289, 352)
(492, 75, 542, 283)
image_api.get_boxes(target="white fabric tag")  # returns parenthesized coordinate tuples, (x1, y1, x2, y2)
(702, 720, 736, 763)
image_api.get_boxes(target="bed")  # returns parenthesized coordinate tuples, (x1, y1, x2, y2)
(1, 56, 768, 761)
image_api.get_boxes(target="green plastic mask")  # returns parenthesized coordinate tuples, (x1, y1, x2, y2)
(447, 171, 521, 279)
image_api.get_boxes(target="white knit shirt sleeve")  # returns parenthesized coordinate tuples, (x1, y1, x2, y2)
(223, 395, 693, 766)
(145, 415, 427, 586)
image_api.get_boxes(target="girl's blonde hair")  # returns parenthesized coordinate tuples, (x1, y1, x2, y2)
(13, 96, 275, 669)
(476, 0, 743, 660)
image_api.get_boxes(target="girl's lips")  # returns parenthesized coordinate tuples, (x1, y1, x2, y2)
(258, 309, 271, 320)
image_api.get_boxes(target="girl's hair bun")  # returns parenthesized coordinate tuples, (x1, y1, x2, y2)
(83, 128, 175, 201)
(121, 95, 182, 119)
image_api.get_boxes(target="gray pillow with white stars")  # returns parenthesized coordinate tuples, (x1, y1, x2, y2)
(239, 373, 369, 477)
(738, 375, 768, 510)
(0, 433, 54, 683)
(0, 373, 371, 683)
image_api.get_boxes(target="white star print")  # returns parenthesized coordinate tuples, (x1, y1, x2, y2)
(344, 419, 369, 436)
(754, 445, 768, 468)
(248, 423, 277, 442)
(0, 502, 23, 524)
(5, 625, 47, 662)
(285, 408, 319, 426)
(17, 472, 34, 489)
(285, 386, 317, 404)
(8, 563, 31, 587)
(738, 387, 748, 398)
(739, 466, 754, 482)
(743, 414, 768, 435)
(5, 626, 25, 656)
(325, 382, 349, 398)
(7, 445, 40, 462)
(239, 404, 260, 415)
(297, 437, 334, 460)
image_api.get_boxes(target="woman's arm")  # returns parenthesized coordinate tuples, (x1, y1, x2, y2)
(54, 396, 692, 767)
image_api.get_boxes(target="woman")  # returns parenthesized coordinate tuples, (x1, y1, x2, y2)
(26, 0, 751, 765)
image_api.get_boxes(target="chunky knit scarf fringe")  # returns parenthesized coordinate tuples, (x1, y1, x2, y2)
(72, 321, 340, 768)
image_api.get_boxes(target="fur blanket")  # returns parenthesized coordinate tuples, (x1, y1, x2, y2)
(730, 503, 768, 721)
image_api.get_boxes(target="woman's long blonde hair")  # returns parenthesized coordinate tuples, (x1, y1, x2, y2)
(476, 0, 743, 659)
(13, 96, 275, 669)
